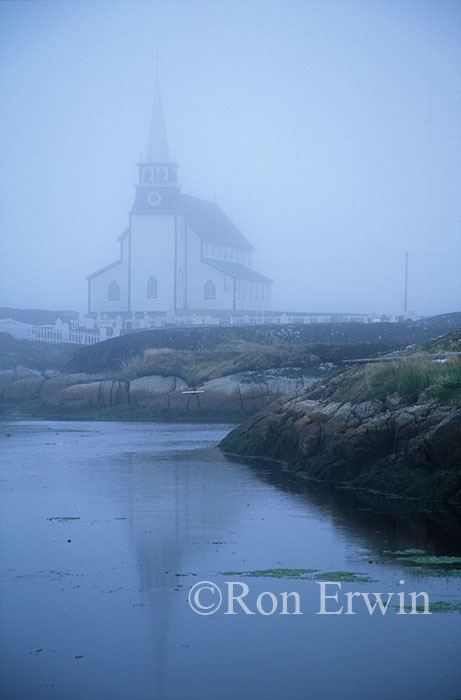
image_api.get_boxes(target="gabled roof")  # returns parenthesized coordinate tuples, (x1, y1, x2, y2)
(203, 259, 273, 283)
(181, 194, 254, 251)
(117, 227, 130, 241)
(86, 259, 122, 280)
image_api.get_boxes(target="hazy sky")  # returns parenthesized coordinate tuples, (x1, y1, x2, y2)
(1, 0, 460, 316)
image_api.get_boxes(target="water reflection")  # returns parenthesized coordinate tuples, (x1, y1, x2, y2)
(1, 421, 461, 700)
(227, 454, 461, 558)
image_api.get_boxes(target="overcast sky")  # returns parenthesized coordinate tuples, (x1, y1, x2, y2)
(1, 0, 460, 316)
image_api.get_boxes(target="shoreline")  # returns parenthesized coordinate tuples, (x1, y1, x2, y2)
(222, 448, 461, 512)
(0, 403, 243, 424)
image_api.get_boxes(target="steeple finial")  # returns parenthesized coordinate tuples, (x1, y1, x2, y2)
(146, 65, 170, 162)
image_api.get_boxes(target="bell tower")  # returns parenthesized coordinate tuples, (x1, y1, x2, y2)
(128, 68, 181, 315)
(132, 71, 180, 214)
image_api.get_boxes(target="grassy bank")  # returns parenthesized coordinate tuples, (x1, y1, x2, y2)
(330, 357, 461, 405)
(116, 343, 320, 385)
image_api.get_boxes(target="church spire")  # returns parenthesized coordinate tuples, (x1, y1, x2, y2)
(135, 67, 179, 195)
(146, 69, 170, 162)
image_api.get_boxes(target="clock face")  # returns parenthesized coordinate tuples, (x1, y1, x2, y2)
(147, 191, 162, 207)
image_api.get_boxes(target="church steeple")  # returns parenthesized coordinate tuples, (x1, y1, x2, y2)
(137, 69, 179, 193)
(146, 71, 170, 162)
(133, 70, 180, 213)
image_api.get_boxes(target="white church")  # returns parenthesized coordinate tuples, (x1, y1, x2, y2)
(87, 76, 272, 320)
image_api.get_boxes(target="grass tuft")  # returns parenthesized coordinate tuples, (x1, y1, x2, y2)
(116, 343, 320, 386)
(332, 357, 461, 404)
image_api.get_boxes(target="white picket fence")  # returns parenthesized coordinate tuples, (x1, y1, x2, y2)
(29, 325, 100, 345)
(0, 318, 101, 345)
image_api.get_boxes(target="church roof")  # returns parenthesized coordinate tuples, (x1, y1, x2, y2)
(203, 259, 273, 283)
(146, 73, 170, 162)
(86, 259, 122, 280)
(181, 194, 254, 251)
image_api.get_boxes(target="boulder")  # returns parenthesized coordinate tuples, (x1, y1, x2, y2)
(3, 376, 44, 400)
(0, 370, 15, 396)
(59, 381, 103, 406)
(59, 380, 129, 406)
(129, 375, 188, 403)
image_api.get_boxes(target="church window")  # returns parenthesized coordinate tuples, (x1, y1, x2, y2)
(147, 277, 158, 298)
(204, 280, 216, 299)
(143, 169, 152, 183)
(108, 281, 120, 301)
(157, 168, 166, 183)
(178, 268, 184, 285)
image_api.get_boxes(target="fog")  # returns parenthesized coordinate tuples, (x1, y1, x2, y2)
(1, 0, 460, 317)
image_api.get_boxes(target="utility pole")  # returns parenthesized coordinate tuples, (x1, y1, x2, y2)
(404, 252, 409, 315)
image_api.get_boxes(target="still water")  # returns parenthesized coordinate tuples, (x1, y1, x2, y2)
(1, 420, 461, 700)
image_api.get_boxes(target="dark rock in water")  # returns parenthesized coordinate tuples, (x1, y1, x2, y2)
(220, 397, 461, 504)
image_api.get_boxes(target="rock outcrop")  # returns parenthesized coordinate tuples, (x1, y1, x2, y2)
(0, 366, 321, 417)
(220, 395, 461, 504)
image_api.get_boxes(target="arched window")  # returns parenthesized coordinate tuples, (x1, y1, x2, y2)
(204, 280, 216, 299)
(147, 277, 158, 298)
(108, 281, 120, 301)
(143, 169, 152, 182)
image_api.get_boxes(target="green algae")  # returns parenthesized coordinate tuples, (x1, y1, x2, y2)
(396, 555, 461, 565)
(426, 600, 461, 613)
(383, 549, 461, 577)
(383, 548, 426, 556)
(316, 571, 374, 583)
(408, 567, 461, 578)
(220, 568, 374, 582)
(221, 568, 319, 579)
(384, 549, 461, 578)
(395, 600, 461, 613)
